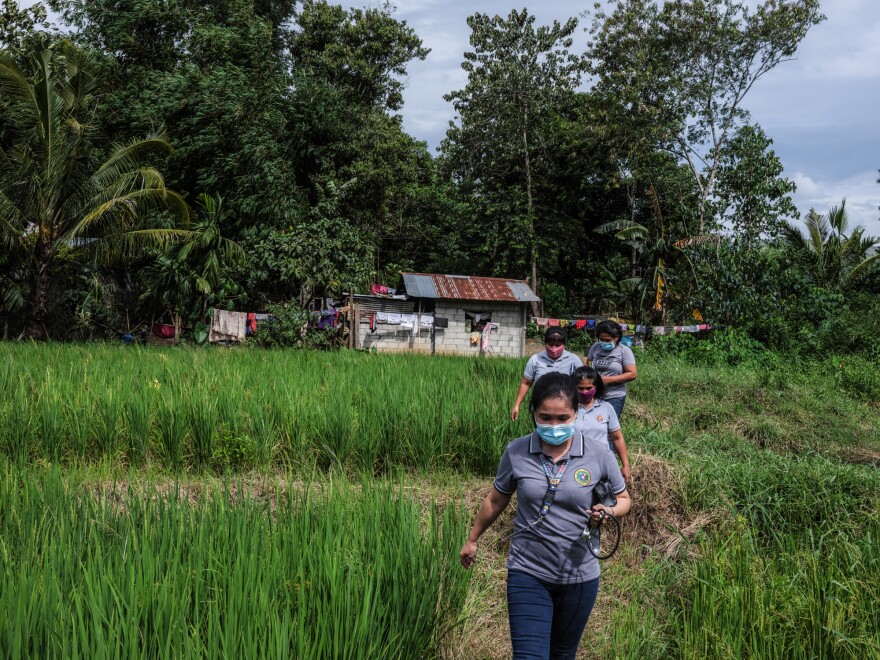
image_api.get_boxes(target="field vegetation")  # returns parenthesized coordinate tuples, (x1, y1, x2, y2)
(1, 342, 878, 657)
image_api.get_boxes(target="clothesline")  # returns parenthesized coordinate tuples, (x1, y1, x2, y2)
(532, 317, 712, 335)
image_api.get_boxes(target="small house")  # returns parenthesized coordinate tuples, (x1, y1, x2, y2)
(350, 273, 540, 357)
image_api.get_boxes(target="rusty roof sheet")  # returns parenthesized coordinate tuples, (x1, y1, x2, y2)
(400, 273, 540, 303)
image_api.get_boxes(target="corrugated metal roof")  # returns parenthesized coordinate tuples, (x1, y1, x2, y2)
(400, 274, 437, 299)
(400, 273, 540, 303)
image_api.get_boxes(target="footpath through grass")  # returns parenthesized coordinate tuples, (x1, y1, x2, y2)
(1, 343, 879, 658)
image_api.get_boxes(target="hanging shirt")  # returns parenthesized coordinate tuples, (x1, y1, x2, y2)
(523, 350, 583, 381)
(493, 431, 626, 585)
(586, 343, 636, 401)
(575, 400, 621, 452)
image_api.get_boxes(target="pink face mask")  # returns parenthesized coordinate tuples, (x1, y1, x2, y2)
(578, 388, 596, 405)
(546, 345, 564, 360)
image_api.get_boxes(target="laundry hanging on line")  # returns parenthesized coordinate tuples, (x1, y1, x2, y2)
(209, 309, 247, 343)
(481, 322, 499, 352)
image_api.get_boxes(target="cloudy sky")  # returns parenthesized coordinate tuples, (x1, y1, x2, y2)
(394, 0, 880, 235)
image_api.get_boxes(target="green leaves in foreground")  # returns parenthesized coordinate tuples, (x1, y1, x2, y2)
(0, 471, 471, 658)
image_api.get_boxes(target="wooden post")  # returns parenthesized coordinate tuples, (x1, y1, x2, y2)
(352, 304, 360, 350)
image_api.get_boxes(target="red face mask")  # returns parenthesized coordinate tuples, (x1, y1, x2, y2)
(546, 345, 564, 360)
(578, 387, 596, 405)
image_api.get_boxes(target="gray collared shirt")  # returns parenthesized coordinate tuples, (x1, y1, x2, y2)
(493, 431, 626, 584)
(523, 350, 583, 381)
(575, 400, 621, 451)
(586, 343, 636, 400)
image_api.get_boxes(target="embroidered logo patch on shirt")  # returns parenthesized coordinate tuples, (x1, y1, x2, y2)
(574, 468, 591, 486)
(596, 415, 604, 423)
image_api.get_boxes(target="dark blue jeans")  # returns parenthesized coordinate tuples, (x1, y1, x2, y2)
(507, 570, 600, 660)
(606, 395, 626, 420)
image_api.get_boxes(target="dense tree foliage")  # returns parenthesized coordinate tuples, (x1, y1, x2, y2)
(0, 0, 877, 354)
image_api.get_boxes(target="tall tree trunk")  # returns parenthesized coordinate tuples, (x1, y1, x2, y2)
(523, 127, 540, 317)
(21, 242, 52, 340)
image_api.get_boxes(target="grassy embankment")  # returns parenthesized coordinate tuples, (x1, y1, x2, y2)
(1, 343, 878, 658)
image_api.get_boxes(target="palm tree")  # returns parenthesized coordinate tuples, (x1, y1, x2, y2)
(0, 41, 189, 339)
(783, 200, 879, 289)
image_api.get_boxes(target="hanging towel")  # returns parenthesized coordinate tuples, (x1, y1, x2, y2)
(535, 317, 548, 328)
(635, 324, 645, 334)
(470, 332, 481, 345)
(376, 312, 389, 323)
(575, 320, 587, 330)
(209, 309, 246, 342)
(387, 313, 401, 325)
(400, 314, 415, 330)
(559, 319, 569, 327)
(481, 322, 499, 352)
(586, 320, 596, 329)
(420, 315, 434, 328)
(548, 319, 560, 327)
(652, 326, 666, 335)
(699, 323, 709, 331)
(369, 313, 377, 332)
(673, 326, 683, 333)
(371, 283, 389, 295)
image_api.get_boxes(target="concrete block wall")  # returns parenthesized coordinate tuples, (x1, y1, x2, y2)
(433, 301, 526, 358)
(356, 300, 528, 357)
(358, 323, 433, 353)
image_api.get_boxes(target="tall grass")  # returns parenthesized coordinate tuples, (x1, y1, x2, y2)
(2, 343, 880, 658)
(0, 468, 471, 658)
(1, 344, 531, 473)
(675, 512, 880, 658)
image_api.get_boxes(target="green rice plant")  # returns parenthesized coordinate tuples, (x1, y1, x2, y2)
(673, 514, 880, 659)
(188, 393, 217, 470)
(0, 468, 472, 658)
(157, 397, 185, 471)
(37, 372, 64, 462)
(124, 393, 151, 467)
(64, 386, 92, 461)
(92, 387, 123, 459)
(5, 381, 32, 466)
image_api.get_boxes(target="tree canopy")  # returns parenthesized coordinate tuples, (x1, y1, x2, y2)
(1, 0, 877, 355)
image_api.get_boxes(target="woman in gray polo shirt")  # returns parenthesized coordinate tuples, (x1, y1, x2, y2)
(573, 365, 631, 483)
(586, 320, 638, 419)
(462, 373, 631, 660)
(510, 327, 583, 421)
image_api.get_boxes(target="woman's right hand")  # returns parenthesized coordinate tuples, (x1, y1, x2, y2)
(460, 540, 478, 569)
(510, 405, 519, 421)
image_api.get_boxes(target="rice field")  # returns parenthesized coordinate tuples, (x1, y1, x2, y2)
(2, 343, 879, 658)
(0, 343, 527, 473)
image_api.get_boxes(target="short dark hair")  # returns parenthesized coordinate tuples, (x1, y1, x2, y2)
(528, 372, 578, 415)
(544, 327, 566, 343)
(572, 366, 607, 400)
(595, 320, 622, 340)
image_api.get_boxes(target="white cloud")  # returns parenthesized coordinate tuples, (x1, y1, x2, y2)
(790, 169, 880, 236)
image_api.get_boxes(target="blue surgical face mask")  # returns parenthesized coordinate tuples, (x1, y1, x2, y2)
(599, 341, 615, 351)
(535, 421, 575, 446)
